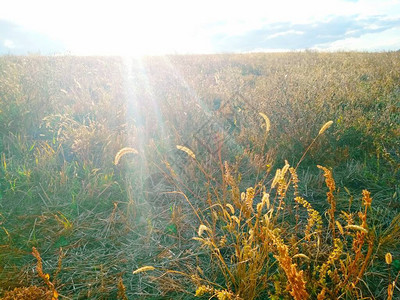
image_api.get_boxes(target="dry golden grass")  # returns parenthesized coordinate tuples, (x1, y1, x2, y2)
(1, 286, 51, 300)
(140, 157, 398, 299)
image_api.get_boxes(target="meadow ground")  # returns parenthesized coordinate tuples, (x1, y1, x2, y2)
(0, 52, 399, 299)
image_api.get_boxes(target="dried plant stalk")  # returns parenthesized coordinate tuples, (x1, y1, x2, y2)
(32, 247, 58, 300)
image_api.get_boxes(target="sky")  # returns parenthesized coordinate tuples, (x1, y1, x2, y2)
(1, 0, 400, 55)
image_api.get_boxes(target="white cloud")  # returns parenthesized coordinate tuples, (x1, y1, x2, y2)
(4, 39, 15, 49)
(314, 27, 400, 51)
(267, 30, 304, 39)
(345, 29, 359, 36)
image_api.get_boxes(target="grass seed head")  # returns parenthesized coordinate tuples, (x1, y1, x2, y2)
(114, 147, 138, 165)
(259, 112, 271, 134)
(385, 252, 393, 265)
(176, 145, 196, 159)
(318, 120, 333, 135)
(362, 189, 372, 207)
(132, 266, 155, 275)
(345, 224, 368, 233)
(198, 224, 211, 236)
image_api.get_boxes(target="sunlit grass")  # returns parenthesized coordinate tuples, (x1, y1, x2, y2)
(0, 52, 399, 299)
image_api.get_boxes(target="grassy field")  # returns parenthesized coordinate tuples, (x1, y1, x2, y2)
(0, 52, 399, 299)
